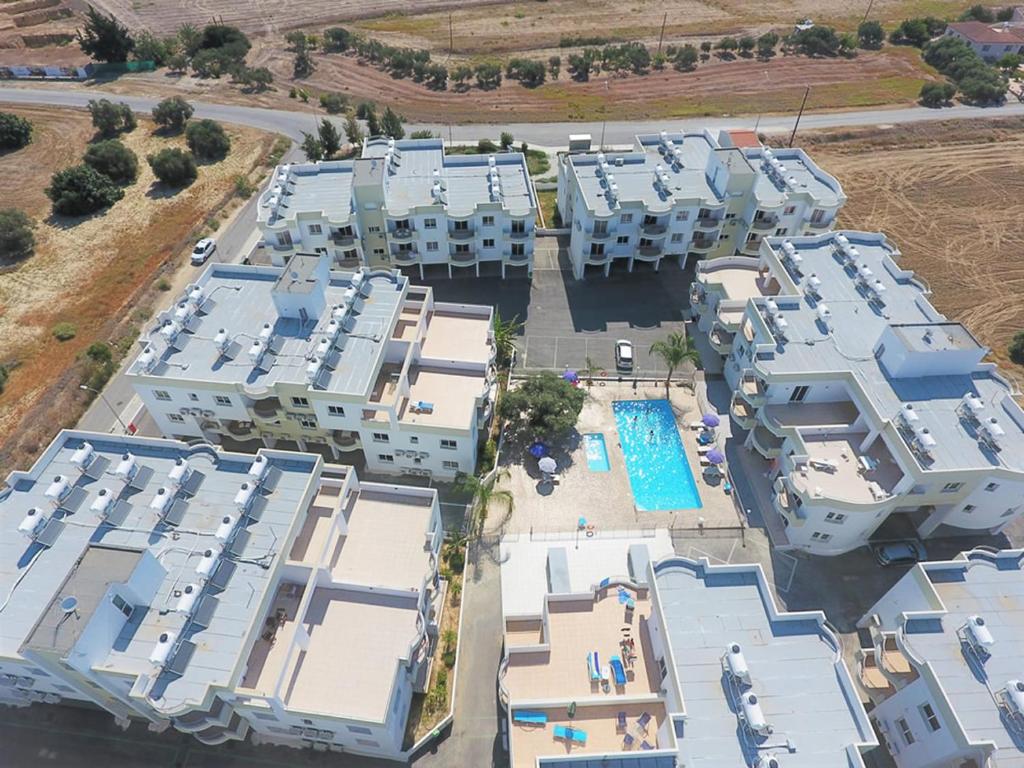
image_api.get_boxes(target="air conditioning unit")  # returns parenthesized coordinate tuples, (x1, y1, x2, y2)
(202, 410, 215, 418)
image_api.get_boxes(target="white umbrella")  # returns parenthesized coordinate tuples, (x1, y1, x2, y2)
(538, 456, 557, 474)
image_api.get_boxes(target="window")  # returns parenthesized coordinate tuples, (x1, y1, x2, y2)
(617, 236, 629, 245)
(511, 243, 525, 256)
(593, 220, 608, 235)
(424, 218, 437, 229)
(443, 460, 459, 471)
(276, 232, 293, 247)
(675, 210, 689, 221)
(368, 225, 381, 233)
(378, 454, 394, 464)
(590, 243, 605, 256)
(426, 242, 439, 251)
(897, 717, 915, 745)
(810, 209, 825, 223)
(483, 238, 495, 249)
(620, 213, 633, 224)
(789, 385, 810, 403)
(409, 436, 419, 444)
(302, 719, 314, 726)
(1003, 507, 1019, 518)
(168, 414, 185, 424)
(291, 396, 310, 408)
(154, 390, 171, 401)
(215, 395, 231, 406)
(511, 219, 526, 234)
(671, 233, 683, 243)
(919, 703, 941, 732)
(111, 594, 133, 618)
(811, 532, 832, 542)
(328, 405, 345, 417)
(824, 512, 846, 524)
(482, 215, 495, 227)
(909, 485, 926, 495)
(658, 657, 668, 679)
(774, 228, 788, 237)
(308, 224, 322, 235)
(454, 243, 471, 254)
(356, 739, 380, 748)
(188, 392, 199, 402)
(347, 725, 373, 735)
(941, 482, 964, 493)
(253, 712, 278, 721)
(452, 220, 469, 231)
(985, 482, 999, 492)
(373, 248, 385, 256)
(783, 205, 796, 215)
(962, 504, 976, 514)
(300, 417, 317, 430)
(441, 439, 457, 450)
(372, 432, 390, 443)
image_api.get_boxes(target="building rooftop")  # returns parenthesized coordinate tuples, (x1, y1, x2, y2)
(653, 557, 876, 768)
(753, 231, 1024, 473)
(864, 549, 1024, 766)
(260, 162, 356, 226)
(1, 431, 319, 713)
(744, 146, 844, 208)
(420, 310, 493, 366)
(947, 20, 1024, 43)
(128, 262, 407, 397)
(398, 367, 486, 431)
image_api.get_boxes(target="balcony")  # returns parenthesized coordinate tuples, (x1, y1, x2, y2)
(331, 429, 360, 449)
(251, 397, 282, 419)
(803, 216, 834, 233)
(450, 250, 477, 264)
(709, 324, 734, 354)
(730, 393, 756, 429)
(750, 215, 779, 231)
(225, 420, 256, 437)
(392, 249, 420, 264)
(789, 434, 903, 507)
(689, 283, 707, 309)
(761, 401, 860, 438)
(449, 227, 474, 240)
(330, 232, 356, 246)
(509, 229, 529, 240)
(695, 215, 723, 230)
(773, 479, 803, 519)
(690, 237, 718, 252)
(636, 244, 662, 259)
(589, 229, 611, 240)
(505, 250, 530, 263)
(740, 238, 763, 256)
(390, 227, 415, 241)
(738, 372, 768, 406)
(750, 424, 784, 459)
(587, 252, 609, 264)
(641, 221, 667, 236)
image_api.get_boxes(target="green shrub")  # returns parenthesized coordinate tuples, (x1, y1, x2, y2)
(152, 97, 194, 132)
(233, 174, 255, 197)
(85, 342, 113, 364)
(1009, 331, 1024, 365)
(185, 119, 230, 160)
(0, 208, 36, 263)
(919, 81, 956, 106)
(147, 147, 197, 187)
(0, 111, 33, 150)
(83, 139, 139, 185)
(46, 165, 124, 216)
(857, 20, 885, 49)
(52, 322, 77, 341)
(318, 92, 348, 114)
(0, 364, 7, 395)
(156, 277, 172, 291)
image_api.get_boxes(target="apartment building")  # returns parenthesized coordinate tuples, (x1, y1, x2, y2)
(556, 128, 844, 279)
(857, 548, 1024, 768)
(691, 230, 1024, 555)
(944, 21, 1024, 61)
(257, 137, 538, 279)
(498, 532, 877, 767)
(0, 431, 444, 760)
(126, 254, 496, 481)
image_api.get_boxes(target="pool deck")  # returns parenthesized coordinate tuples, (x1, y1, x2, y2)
(491, 381, 741, 536)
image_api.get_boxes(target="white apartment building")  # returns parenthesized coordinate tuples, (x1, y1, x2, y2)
(498, 532, 877, 767)
(127, 254, 497, 481)
(691, 230, 1024, 555)
(857, 548, 1024, 768)
(257, 137, 538, 279)
(0, 430, 444, 760)
(557, 129, 845, 279)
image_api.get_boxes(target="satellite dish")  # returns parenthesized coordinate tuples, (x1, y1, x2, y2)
(60, 596, 79, 614)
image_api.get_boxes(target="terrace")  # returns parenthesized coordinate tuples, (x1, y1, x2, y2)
(239, 582, 306, 693)
(789, 434, 903, 506)
(761, 400, 860, 433)
(289, 482, 346, 564)
(398, 367, 486, 431)
(420, 310, 493, 366)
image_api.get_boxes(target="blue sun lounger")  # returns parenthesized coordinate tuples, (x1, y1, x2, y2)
(513, 710, 548, 725)
(587, 651, 601, 681)
(554, 725, 587, 744)
(610, 655, 627, 686)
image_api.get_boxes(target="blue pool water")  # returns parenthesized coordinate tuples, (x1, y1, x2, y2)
(613, 399, 703, 511)
(584, 433, 610, 472)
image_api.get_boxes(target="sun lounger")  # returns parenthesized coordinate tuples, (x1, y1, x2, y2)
(688, 420, 705, 430)
(809, 457, 838, 472)
(411, 401, 435, 414)
(636, 711, 652, 732)
(640, 740, 654, 750)
(610, 655, 627, 686)
(513, 711, 548, 725)
(587, 651, 601, 681)
(623, 733, 635, 749)
(616, 711, 627, 731)
(554, 725, 587, 744)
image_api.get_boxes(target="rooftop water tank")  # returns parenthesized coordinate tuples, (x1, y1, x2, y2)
(741, 691, 770, 735)
(70, 442, 94, 470)
(149, 632, 176, 668)
(115, 453, 137, 482)
(248, 455, 268, 481)
(196, 546, 222, 580)
(91, 488, 115, 516)
(168, 458, 189, 486)
(176, 584, 200, 614)
(1006, 681, 1024, 716)
(150, 487, 173, 515)
(967, 615, 995, 651)
(18, 508, 47, 538)
(45, 475, 70, 502)
(215, 514, 237, 543)
(213, 328, 229, 352)
(725, 642, 750, 684)
(234, 481, 256, 510)
(137, 347, 156, 372)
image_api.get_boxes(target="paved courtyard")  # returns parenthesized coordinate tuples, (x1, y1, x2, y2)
(485, 381, 740, 537)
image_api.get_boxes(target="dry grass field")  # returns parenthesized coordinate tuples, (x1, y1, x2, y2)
(0, 105, 275, 468)
(792, 118, 1024, 378)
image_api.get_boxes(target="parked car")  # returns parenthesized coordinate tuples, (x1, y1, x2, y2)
(873, 540, 925, 567)
(191, 238, 217, 265)
(615, 339, 634, 370)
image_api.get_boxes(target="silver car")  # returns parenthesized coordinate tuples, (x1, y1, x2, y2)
(615, 339, 634, 370)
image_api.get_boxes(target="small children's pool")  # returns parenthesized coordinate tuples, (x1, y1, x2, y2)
(613, 399, 703, 512)
(583, 433, 610, 472)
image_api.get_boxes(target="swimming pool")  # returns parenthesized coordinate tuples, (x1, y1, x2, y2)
(583, 433, 610, 472)
(613, 399, 703, 512)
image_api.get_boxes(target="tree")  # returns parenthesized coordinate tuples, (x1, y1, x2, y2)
(247, 66, 274, 90)
(357, 102, 381, 135)
(475, 61, 503, 89)
(790, 26, 841, 56)
(756, 32, 779, 59)
(300, 132, 324, 161)
(186, 119, 231, 160)
(83, 139, 139, 185)
(716, 37, 739, 56)
(324, 27, 353, 52)
(177, 23, 202, 56)
(380, 106, 405, 139)
(548, 54, 561, 79)
(997, 52, 1022, 73)
(294, 47, 316, 78)
(132, 30, 175, 65)
(0, 111, 32, 150)
(500, 131, 514, 149)
(77, 4, 134, 63)
(649, 331, 700, 392)
(919, 81, 956, 106)
(0, 208, 36, 263)
(566, 52, 592, 80)
(147, 148, 198, 187)
(672, 44, 699, 71)
(838, 31, 858, 56)
(890, 17, 946, 47)
(492, 311, 523, 366)
(498, 372, 586, 441)
(700, 40, 713, 53)
(87, 98, 135, 137)
(506, 57, 546, 87)
(960, 4, 995, 22)
(46, 164, 124, 216)
(344, 112, 364, 145)
(425, 63, 448, 90)
(738, 36, 756, 57)
(198, 24, 250, 59)
(318, 119, 341, 157)
(997, 6, 1015, 21)
(857, 20, 885, 50)
(451, 64, 473, 90)
(319, 92, 347, 114)
(167, 52, 188, 74)
(284, 30, 309, 51)
(456, 471, 513, 536)
(152, 97, 194, 132)
(1009, 331, 1024, 365)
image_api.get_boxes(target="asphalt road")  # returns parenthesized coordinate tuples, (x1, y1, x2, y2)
(3, 84, 1024, 147)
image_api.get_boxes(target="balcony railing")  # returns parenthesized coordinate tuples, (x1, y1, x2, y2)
(449, 228, 475, 240)
(750, 217, 778, 231)
(590, 230, 611, 240)
(392, 250, 420, 263)
(390, 227, 414, 240)
(450, 250, 477, 263)
(641, 222, 667, 236)
(505, 250, 530, 263)
(637, 245, 662, 258)
(509, 229, 529, 240)
(695, 216, 723, 229)
(587, 252, 609, 263)
(331, 233, 356, 246)
(691, 238, 717, 251)
(251, 397, 282, 418)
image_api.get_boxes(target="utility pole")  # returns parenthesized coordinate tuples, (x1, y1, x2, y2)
(598, 79, 610, 150)
(449, 13, 454, 58)
(656, 12, 668, 55)
(788, 86, 810, 147)
(862, 0, 876, 24)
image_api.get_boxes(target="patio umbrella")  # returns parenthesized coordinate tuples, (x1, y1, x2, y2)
(539, 456, 557, 474)
(529, 442, 548, 458)
(706, 449, 726, 465)
(562, 370, 579, 383)
(702, 413, 721, 428)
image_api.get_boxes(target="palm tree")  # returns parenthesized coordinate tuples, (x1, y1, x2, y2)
(650, 331, 701, 393)
(580, 356, 600, 388)
(492, 311, 524, 368)
(457, 470, 513, 536)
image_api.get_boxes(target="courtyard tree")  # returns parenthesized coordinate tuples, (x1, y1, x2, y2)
(649, 331, 701, 392)
(380, 106, 405, 139)
(77, 4, 134, 63)
(83, 139, 139, 185)
(492, 311, 524, 367)
(300, 132, 324, 161)
(152, 97, 194, 133)
(46, 164, 125, 216)
(0, 111, 32, 150)
(456, 470, 513, 536)
(498, 372, 586, 442)
(0, 208, 36, 264)
(919, 81, 956, 106)
(344, 112, 364, 145)
(318, 118, 342, 158)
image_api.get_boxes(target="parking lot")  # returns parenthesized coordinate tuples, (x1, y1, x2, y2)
(409, 237, 694, 375)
